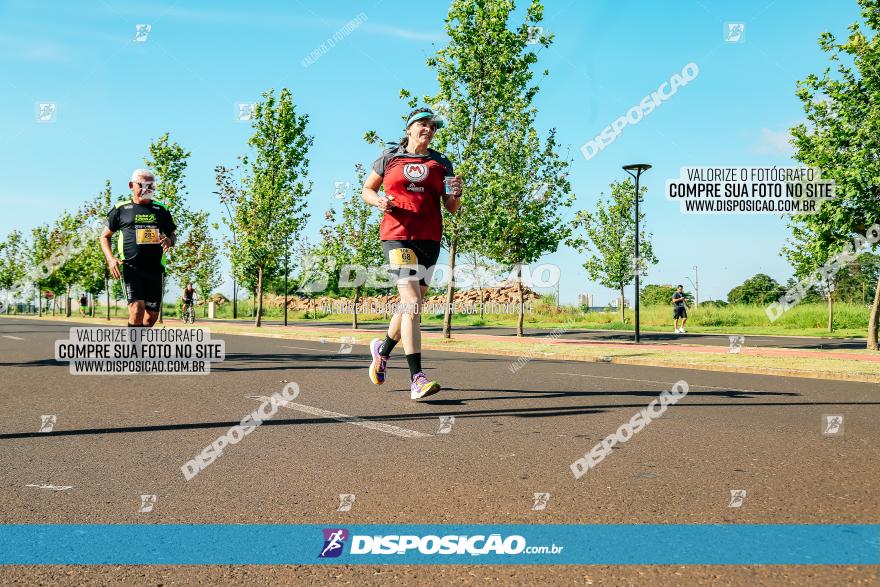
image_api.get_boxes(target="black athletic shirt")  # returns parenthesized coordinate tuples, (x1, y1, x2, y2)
(107, 199, 176, 271)
(673, 292, 685, 308)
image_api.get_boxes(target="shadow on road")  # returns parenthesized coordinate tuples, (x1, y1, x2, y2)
(420, 387, 800, 405)
(2, 396, 878, 440)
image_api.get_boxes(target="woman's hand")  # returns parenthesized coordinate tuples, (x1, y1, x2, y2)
(362, 170, 394, 212)
(376, 194, 395, 212)
(447, 175, 462, 197)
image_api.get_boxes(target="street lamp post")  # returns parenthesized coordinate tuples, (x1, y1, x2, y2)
(622, 163, 652, 344)
(686, 265, 700, 306)
(219, 197, 239, 320)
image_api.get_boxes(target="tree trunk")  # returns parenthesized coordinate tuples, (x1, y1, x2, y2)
(827, 292, 833, 333)
(105, 276, 110, 320)
(619, 286, 625, 323)
(255, 266, 264, 327)
(66, 285, 71, 317)
(868, 273, 880, 350)
(38, 289, 43, 317)
(352, 285, 360, 329)
(516, 264, 524, 337)
(442, 238, 459, 339)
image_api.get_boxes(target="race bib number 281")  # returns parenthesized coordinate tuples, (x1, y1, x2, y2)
(136, 228, 160, 244)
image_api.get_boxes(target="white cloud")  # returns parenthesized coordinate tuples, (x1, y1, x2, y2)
(360, 22, 445, 42)
(100, 4, 444, 42)
(753, 127, 794, 155)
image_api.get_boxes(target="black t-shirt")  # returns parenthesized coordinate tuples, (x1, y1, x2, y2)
(107, 199, 176, 271)
(673, 292, 685, 308)
(183, 288, 194, 301)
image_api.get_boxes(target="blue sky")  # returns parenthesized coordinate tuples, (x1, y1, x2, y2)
(0, 0, 862, 303)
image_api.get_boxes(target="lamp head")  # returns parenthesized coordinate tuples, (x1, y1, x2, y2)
(622, 163, 652, 175)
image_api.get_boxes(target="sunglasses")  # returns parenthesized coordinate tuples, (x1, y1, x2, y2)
(135, 181, 156, 192)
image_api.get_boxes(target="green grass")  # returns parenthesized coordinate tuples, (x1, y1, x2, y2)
(68, 299, 870, 339)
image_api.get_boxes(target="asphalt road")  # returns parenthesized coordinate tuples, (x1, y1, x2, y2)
(0, 318, 877, 585)
(211, 319, 868, 350)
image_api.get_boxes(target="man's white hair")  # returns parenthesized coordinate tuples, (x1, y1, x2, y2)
(131, 168, 155, 182)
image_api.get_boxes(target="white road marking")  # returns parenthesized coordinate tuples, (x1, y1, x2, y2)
(25, 483, 72, 491)
(281, 345, 336, 352)
(555, 372, 771, 394)
(248, 395, 430, 438)
(3, 335, 24, 340)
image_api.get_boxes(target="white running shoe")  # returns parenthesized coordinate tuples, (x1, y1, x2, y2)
(679, 328, 688, 333)
(674, 328, 681, 333)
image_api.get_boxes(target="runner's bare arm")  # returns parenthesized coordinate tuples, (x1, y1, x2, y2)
(99, 226, 122, 279)
(362, 171, 394, 212)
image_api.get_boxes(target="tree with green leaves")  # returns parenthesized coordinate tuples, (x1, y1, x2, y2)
(0, 230, 27, 313)
(181, 211, 224, 316)
(480, 122, 575, 335)
(391, 0, 554, 338)
(568, 179, 658, 323)
(145, 133, 192, 319)
(78, 180, 116, 319)
(28, 224, 58, 316)
(322, 164, 384, 328)
(145, 133, 192, 230)
(727, 274, 785, 306)
(837, 252, 880, 304)
(789, 0, 880, 348)
(215, 162, 246, 318)
(783, 223, 839, 331)
(642, 284, 693, 307)
(225, 88, 312, 327)
(49, 211, 86, 317)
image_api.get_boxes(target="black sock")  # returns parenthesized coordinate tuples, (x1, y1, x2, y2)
(379, 336, 398, 356)
(405, 353, 422, 380)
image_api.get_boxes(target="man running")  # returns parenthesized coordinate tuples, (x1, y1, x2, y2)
(99, 169, 176, 328)
(673, 284, 688, 333)
(78, 294, 88, 317)
(362, 107, 462, 400)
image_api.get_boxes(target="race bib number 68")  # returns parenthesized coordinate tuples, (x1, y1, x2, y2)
(389, 247, 417, 267)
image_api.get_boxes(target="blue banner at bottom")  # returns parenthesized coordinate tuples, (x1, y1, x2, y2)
(0, 524, 877, 565)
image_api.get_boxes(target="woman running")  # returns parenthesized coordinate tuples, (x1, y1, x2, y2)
(361, 107, 462, 400)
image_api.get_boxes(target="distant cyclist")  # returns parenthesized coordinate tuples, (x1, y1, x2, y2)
(182, 283, 195, 321)
(99, 169, 176, 328)
(362, 107, 462, 400)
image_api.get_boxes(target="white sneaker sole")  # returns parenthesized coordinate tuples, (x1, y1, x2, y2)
(411, 382, 441, 400)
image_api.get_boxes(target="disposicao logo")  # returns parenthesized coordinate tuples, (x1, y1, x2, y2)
(319, 528, 348, 558)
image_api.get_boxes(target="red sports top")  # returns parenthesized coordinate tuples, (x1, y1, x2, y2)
(371, 145, 454, 241)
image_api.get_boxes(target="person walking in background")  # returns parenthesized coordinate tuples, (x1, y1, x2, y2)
(673, 284, 688, 333)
